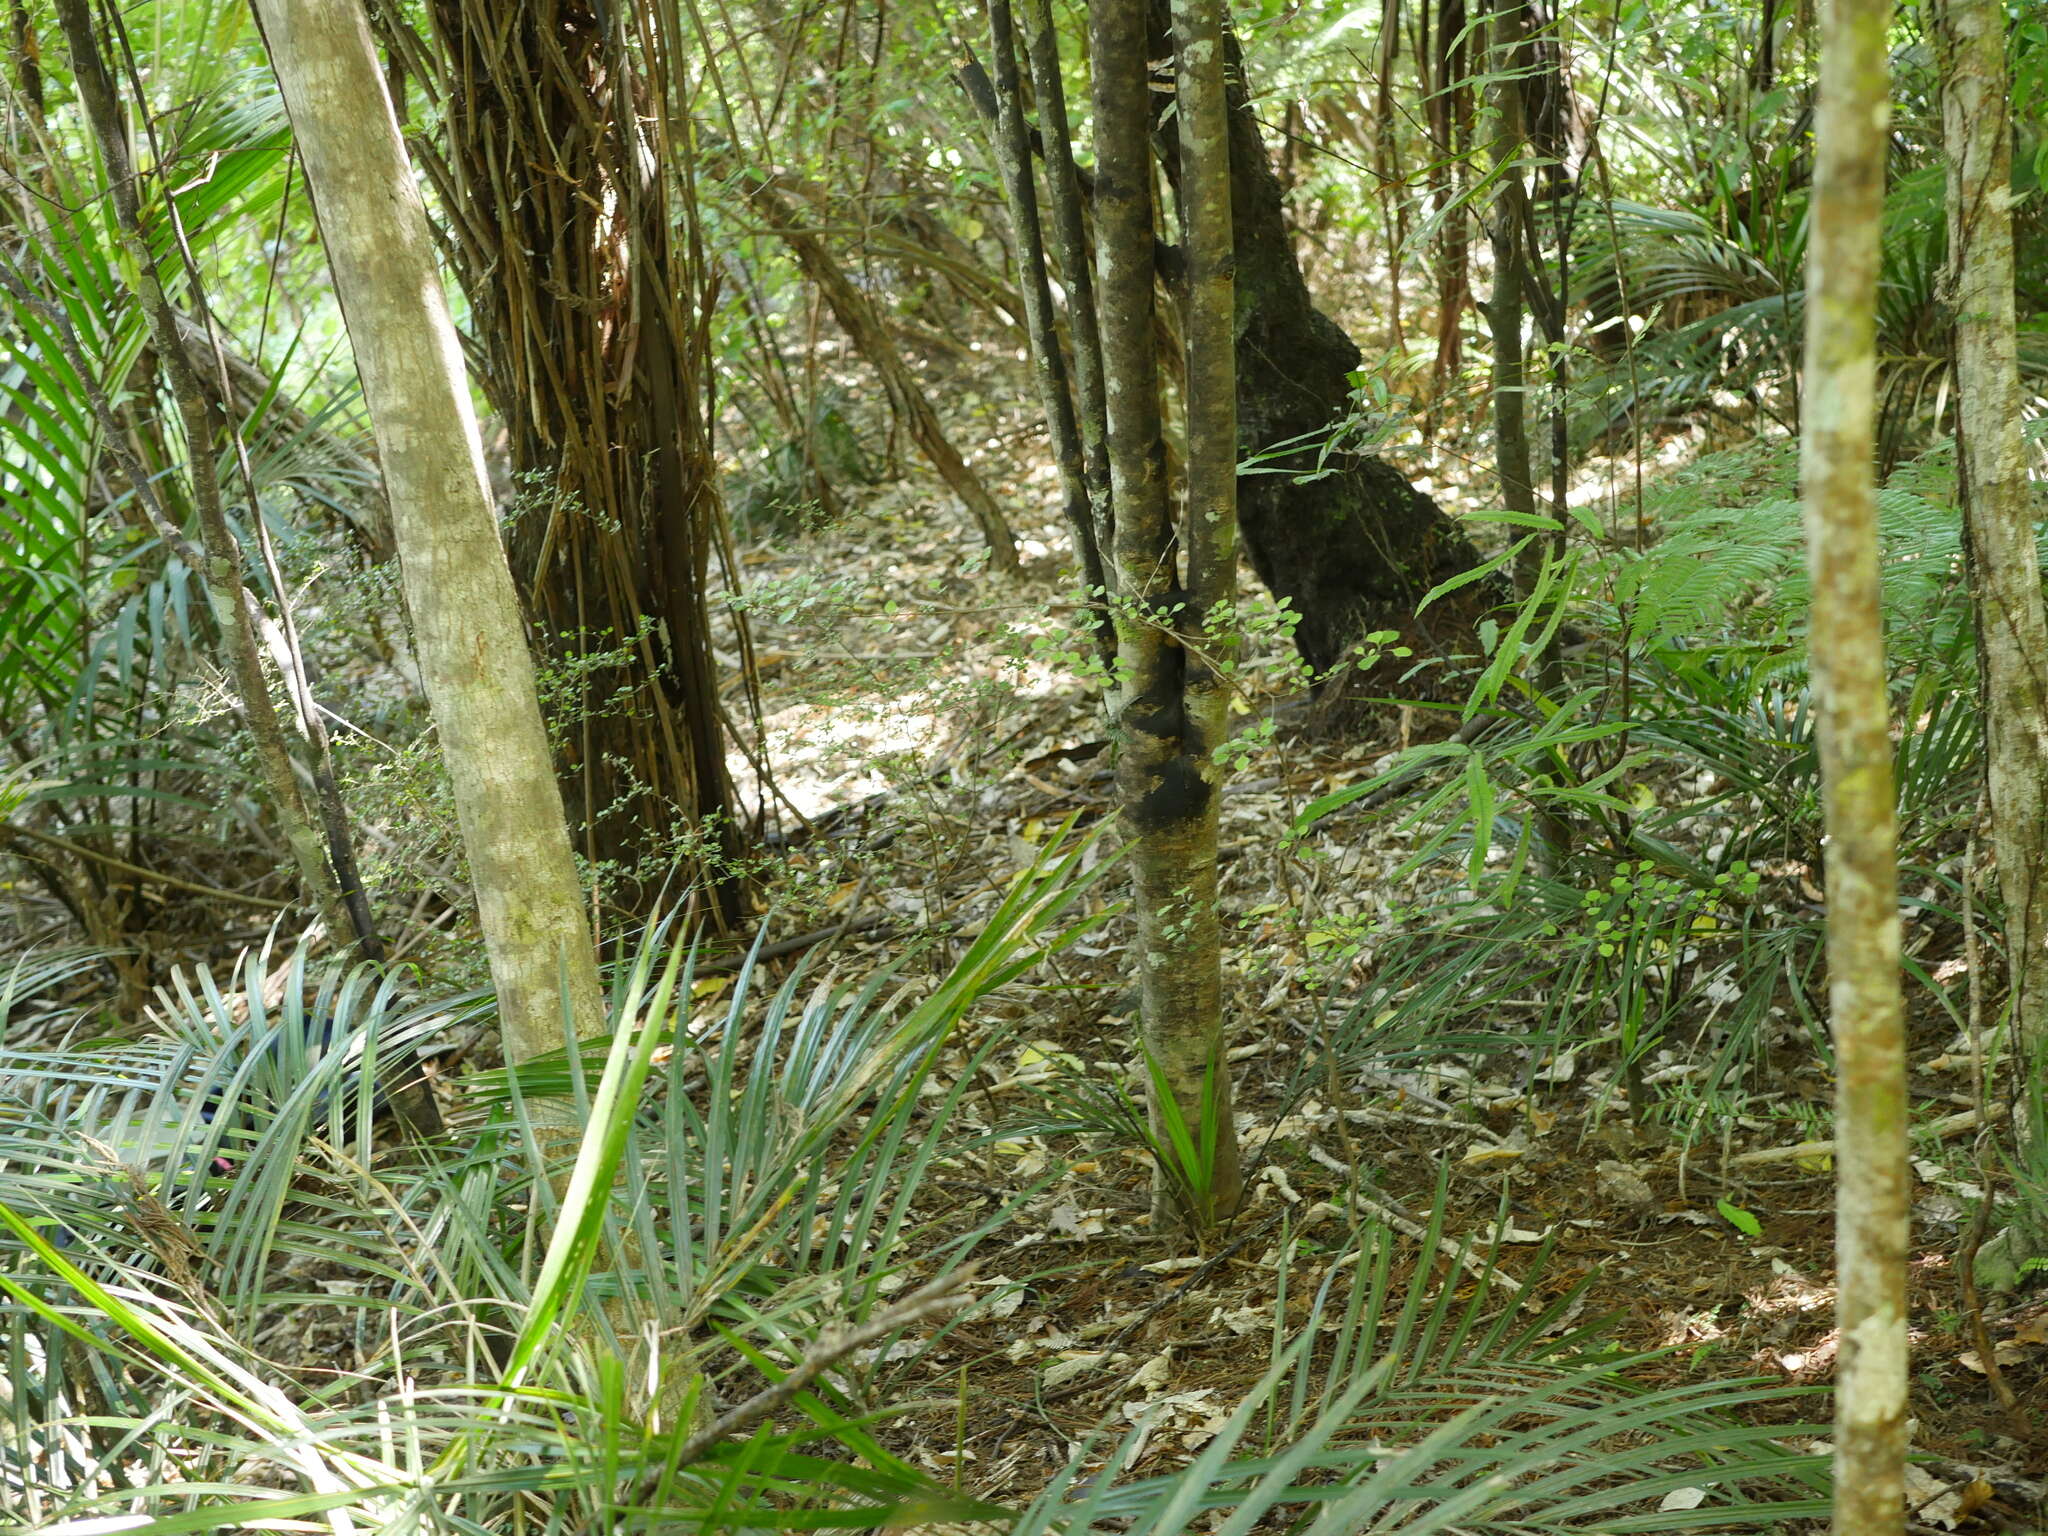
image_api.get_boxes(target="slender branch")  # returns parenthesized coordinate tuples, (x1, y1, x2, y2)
(50, 0, 353, 948)
(638, 1266, 976, 1492)
(0, 825, 293, 909)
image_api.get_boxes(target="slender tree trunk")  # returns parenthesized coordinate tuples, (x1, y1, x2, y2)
(983, 0, 1113, 661)
(54, 0, 341, 939)
(1936, 0, 2048, 1292)
(1020, 0, 1115, 570)
(1427, 0, 1473, 401)
(251, 0, 607, 1067)
(1092, 0, 1242, 1232)
(1802, 0, 1907, 1527)
(51, 8, 428, 1123)
(1151, 7, 1498, 689)
(1375, 0, 1408, 349)
(1483, 0, 1539, 536)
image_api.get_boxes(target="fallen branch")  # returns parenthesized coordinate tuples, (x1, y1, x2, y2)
(695, 914, 891, 974)
(1726, 1104, 2007, 1167)
(0, 824, 293, 909)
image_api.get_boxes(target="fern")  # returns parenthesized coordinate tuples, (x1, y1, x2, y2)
(1606, 431, 2047, 661)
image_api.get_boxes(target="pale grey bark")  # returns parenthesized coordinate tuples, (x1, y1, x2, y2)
(1936, 0, 2048, 1292)
(250, 0, 606, 1066)
(1801, 0, 1908, 1526)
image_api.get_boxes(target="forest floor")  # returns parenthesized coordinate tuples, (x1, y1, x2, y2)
(717, 402, 2048, 1527)
(7, 356, 2042, 1528)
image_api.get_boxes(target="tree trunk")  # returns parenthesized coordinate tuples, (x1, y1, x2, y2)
(404, 1, 740, 923)
(982, 0, 1112, 660)
(1425, 0, 1473, 400)
(1093, 0, 1242, 1233)
(1801, 0, 1907, 1527)
(1936, 0, 2048, 1293)
(53, 0, 359, 958)
(1374, 0, 1408, 350)
(1482, 0, 1539, 537)
(1020, 0, 1115, 570)
(251, 0, 607, 1068)
(1156, 10, 1497, 685)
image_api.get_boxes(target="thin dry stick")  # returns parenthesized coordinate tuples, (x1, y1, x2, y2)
(637, 1266, 976, 1493)
(1725, 1106, 2004, 1167)
(0, 824, 293, 909)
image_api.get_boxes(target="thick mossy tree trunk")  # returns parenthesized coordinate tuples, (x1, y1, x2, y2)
(401, 0, 740, 920)
(1937, 0, 2048, 1293)
(1802, 0, 1908, 1526)
(1151, 6, 1496, 685)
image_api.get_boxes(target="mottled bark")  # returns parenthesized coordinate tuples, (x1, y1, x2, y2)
(1801, 0, 1908, 1527)
(1936, 0, 2048, 1292)
(252, 0, 607, 1067)
(1092, 0, 1242, 1232)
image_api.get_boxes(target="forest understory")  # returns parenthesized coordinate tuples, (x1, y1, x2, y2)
(5, 0, 2048, 1530)
(704, 391, 2048, 1522)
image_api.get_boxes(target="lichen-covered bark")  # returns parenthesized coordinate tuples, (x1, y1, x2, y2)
(252, 0, 607, 1067)
(1800, 0, 1908, 1526)
(1936, 0, 2048, 1292)
(1093, 0, 1241, 1231)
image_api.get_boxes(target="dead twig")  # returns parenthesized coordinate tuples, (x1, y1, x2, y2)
(1725, 1104, 2007, 1167)
(636, 1265, 976, 1493)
